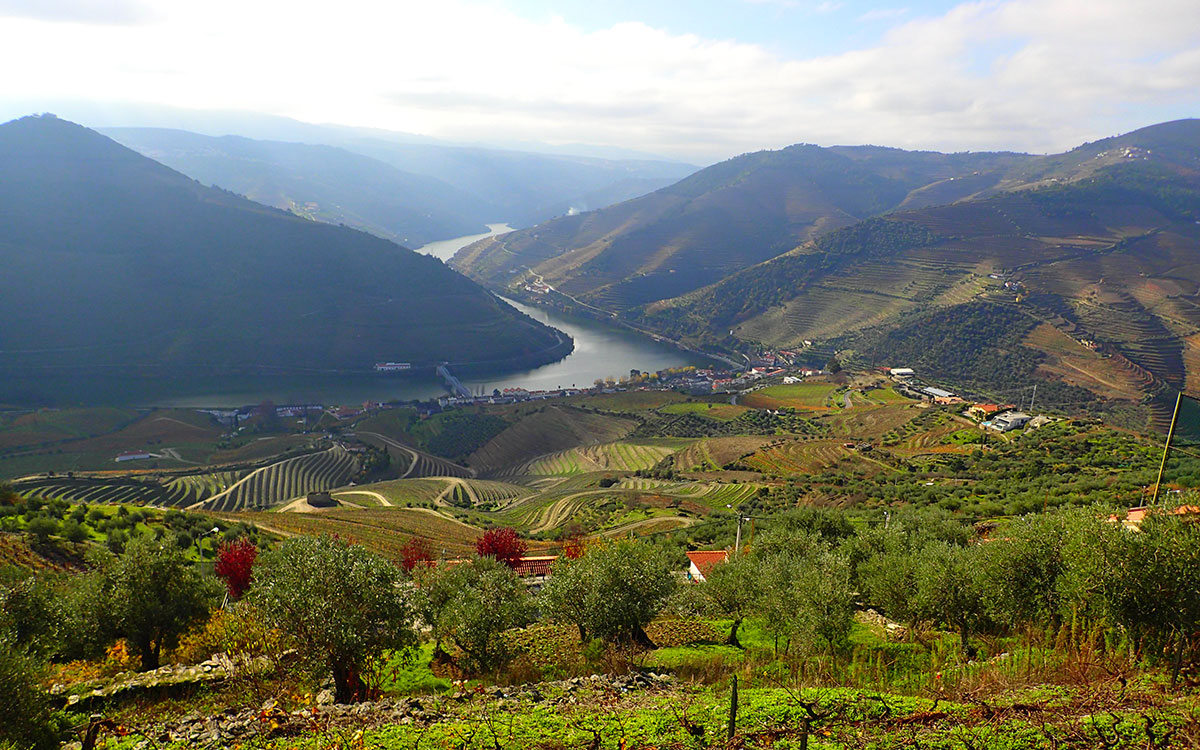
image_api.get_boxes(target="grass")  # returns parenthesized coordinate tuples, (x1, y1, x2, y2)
(660, 401, 750, 421)
(742, 382, 838, 410)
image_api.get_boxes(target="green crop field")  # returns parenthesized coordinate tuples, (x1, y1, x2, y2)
(518, 441, 676, 476)
(741, 382, 838, 410)
(659, 401, 750, 421)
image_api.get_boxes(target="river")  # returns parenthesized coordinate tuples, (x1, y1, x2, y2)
(147, 229, 704, 407)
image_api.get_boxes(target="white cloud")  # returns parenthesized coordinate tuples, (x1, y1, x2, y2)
(858, 7, 910, 22)
(0, 0, 1197, 162)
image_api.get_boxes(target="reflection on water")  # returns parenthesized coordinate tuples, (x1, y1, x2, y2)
(415, 223, 513, 262)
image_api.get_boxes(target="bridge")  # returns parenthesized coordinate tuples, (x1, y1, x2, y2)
(436, 364, 472, 398)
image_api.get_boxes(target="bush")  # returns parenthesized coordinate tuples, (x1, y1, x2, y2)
(475, 527, 527, 569)
(0, 631, 66, 750)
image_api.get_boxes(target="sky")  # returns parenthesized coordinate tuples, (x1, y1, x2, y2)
(0, 0, 1197, 163)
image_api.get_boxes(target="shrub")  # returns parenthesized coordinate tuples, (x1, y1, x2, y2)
(475, 527, 527, 569)
(214, 538, 258, 600)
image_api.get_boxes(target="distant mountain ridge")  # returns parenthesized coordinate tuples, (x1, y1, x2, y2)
(633, 120, 1200, 427)
(0, 115, 570, 404)
(450, 141, 1032, 309)
(101, 127, 496, 247)
(452, 118, 1200, 428)
(101, 126, 697, 246)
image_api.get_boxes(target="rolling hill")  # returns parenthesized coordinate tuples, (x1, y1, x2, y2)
(101, 127, 497, 247)
(451, 143, 1032, 309)
(0, 114, 570, 404)
(635, 120, 1200, 424)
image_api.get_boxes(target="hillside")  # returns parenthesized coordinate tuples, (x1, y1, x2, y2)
(635, 120, 1200, 422)
(0, 115, 570, 405)
(337, 138, 696, 229)
(102, 127, 497, 246)
(451, 143, 1031, 309)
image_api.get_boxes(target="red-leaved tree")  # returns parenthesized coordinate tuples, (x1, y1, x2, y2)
(400, 536, 434, 572)
(475, 527, 527, 569)
(214, 537, 258, 600)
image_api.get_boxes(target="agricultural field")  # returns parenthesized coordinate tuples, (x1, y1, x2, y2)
(740, 381, 838, 410)
(0, 407, 140, 452)
(226, 507, 488, 559)
(467, 406, 635, 475)
(658, 401, 750, 421)
(515, 441, 678, 476)
(741, 439, 866, 476)
(202, 446, 359, 512)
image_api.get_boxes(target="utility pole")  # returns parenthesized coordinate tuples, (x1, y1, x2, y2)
(1029, 384, 1037, 413)
(1152, 391, 1183, 506)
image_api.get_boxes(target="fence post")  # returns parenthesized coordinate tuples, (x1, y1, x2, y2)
(728, 674, 738, 741)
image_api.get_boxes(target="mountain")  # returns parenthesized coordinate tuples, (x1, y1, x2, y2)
(633, 120, 1200, 426)
(450, 143, 1031, 309)
(335, 138, 697, 228)
(0, 115, 570, 404)
(101, 128, 497, 247)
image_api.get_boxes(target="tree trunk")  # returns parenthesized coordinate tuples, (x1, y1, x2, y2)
(137, 636, 159, 671)
(631, 625, 657, 649)
(960, 623, 971, 658)
(332, 663, 364, 704)
(728, 618, 743, 648)
(578, 623, 588, 644)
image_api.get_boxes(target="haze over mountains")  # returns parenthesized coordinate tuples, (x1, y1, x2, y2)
(0, 115, 569, 404)
(101, 123, 696, 247)
(454, 120, 1200, 428)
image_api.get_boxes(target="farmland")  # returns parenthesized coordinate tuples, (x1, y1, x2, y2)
(740, 382, 839, 410)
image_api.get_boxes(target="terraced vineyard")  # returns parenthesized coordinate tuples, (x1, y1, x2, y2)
(513, 441, 677, 476)
(15, 475, 206, 507)
(226, 507, 484, 559)
(202, 447, 360, 512)
(340, 478, 450, 507)
(741, 439, 861, 476)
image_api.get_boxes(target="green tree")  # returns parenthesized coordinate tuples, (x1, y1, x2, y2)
(438, 557, 533, 675)
(0, 630, 65, 750)
(24, 517, 57, 547)
(913, 541, 990, 656)
(107, 535, 218, 670)
(251, 535, 416, 703)
(541, 540, 676, 646)
(701, 553, 761, 647)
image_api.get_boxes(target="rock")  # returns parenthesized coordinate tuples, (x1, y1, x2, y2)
(316, 689, 335, 705)
(261, 699, 277, 711)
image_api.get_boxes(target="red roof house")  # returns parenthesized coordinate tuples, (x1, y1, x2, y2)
(685, 550, 729, 582)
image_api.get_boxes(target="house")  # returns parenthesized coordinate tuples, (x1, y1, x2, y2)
(115, 451, 155, 462)
(1110, 504, 1200, 531)
(685, 550, 729, 582)
(888, 367, 915, 379)
(512, 555, 557, 581)
(920, 386, 956, 401)
(987, 411, 1031, 432)
(967, 403, 1001, 420)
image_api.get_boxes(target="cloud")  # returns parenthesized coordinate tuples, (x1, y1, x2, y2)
(0, 0, 152, 24)
(0, 0, 1197, 162)
(858, 7, 909, 22)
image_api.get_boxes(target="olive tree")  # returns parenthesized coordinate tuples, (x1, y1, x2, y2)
(702, 553, 761, 647)
(251, 535, 415, 703)
(541, 540, 676, 646)
(912, 541, 990, 656)
(106, 535, 219, 670)
(437, 557, 533, 675)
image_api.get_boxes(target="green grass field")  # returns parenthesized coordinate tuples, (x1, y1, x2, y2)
(742, 382, 838, 410)
(659, 401, 750, 421)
